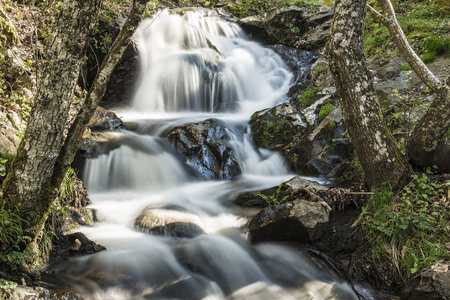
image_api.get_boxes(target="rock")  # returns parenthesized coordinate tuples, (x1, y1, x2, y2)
(283, 106, 353, 176)
(295, 19, 332, 50)
(376, 56, 405, 81)
(165, 119, 241, 180)
(247, 198, 330, 244)
(250, 103, 309, 151)
(134, 208, 205, 238)
(238, 5, 333, 47)
(0, 8, 18, 67)
(101, 43, 140, 108)
(233, 176, 328, 207)
(0, 111, 22, 155)
(310, 56, 334, 87)
(271, 44, 321, 89)
(401, 262, 450, 300)
(87, 106, 123, 131)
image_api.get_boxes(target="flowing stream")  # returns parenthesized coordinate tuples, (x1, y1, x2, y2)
(46, 9, 371, 299)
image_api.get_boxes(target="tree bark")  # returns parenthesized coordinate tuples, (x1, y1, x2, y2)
(0, 0, 101, 239)
(367, 1, 450, 173)
(328, 0, 412, 190)
(52, 0, 149, 188)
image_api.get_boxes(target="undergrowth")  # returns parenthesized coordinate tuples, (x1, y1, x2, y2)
(361, 167, 450, 282)
(253, 181, 289, 205)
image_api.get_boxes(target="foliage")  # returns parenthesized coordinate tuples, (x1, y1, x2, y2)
(0, 280, 17, 290)
(59, 167, 77, 201)
(361, 169, 450, 281)
(0, 204, 32, 271)
(253, 181, 289, 205)
(318, 102, 335, 122)
(261, 120, 289, 147)
(365, 0, 450, 60)
(298, 87, 323, 107)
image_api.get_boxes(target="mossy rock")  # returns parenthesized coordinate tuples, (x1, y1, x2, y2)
(224, 4, 248, 18)
(0, 8, 18, 67)
(0, 8, 18, 50)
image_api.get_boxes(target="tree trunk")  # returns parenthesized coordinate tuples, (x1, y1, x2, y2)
(0, 0, 101, 240)
(367, 1, 450, 173)
(52, 0, 149, 188)
(328, 0, 412, 190)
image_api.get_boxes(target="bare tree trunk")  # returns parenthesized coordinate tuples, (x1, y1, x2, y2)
(52, 0, 149, 187)
(329, 0, 412, 190)
(368, 1, 450, 173)
(1, 0, 101, 240)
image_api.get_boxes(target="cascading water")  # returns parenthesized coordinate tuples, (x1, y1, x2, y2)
(44, 9, 369, 299)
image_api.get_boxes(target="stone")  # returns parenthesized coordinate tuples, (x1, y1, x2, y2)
(250, 103, 309, 151)
(87, 106, 123, 131)
(247, 198, 330, 244)
(165, 119, 241, 180)
(134, 208, 205, 238)
(233, 176, 328, 207)
(401, 262, 450, 300)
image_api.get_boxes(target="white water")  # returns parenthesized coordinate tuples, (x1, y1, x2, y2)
(47, 9, 363, 299)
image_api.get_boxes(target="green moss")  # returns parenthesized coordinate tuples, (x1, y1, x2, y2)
(225, 4, 248, 18)
(318, 102, 335, 122)
(298, 87, 323, 107)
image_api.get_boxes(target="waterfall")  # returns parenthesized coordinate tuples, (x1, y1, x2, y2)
(43, 9, 370, 300)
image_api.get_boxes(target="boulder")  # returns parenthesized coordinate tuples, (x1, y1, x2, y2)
(246, 198, 330, 244)
(165, 119, 241, 180)
(238, 5, 333, 47)
(233, 176, 328, 207)
(250, 103, 309, 151)
(87, 106, 123, 131)
(401, 262, 450, 300)
(101, 43, 140, 108)
(283, 106, 353, 176)
(134, 208, 205, 238)
(271, 44, 321, 90)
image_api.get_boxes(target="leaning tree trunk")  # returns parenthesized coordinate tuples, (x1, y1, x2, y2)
(328, 0, 412, 190)
(52, 0, 149, 188)
(368, 0, 450, 173)
(0, 0, 101, 241)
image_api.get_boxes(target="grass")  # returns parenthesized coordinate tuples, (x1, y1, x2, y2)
(253, 181, 289, 205)
(361, 168, 450, 281)
(364, 0, 450, 61)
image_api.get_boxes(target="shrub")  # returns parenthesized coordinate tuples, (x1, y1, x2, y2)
(361, 169, 450, 281)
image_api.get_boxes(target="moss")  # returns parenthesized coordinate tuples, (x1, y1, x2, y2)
(298, 87, 323, 107)
(318, 103, 335, 122)
(0, 9, 19, 51)
(224, 4, 248, 18)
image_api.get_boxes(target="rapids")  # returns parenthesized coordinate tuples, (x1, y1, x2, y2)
(45, 9, 374, 299)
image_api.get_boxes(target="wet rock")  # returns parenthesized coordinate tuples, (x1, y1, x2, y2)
(283, 106, 353, 176)
(401, 262, 450, 300)
(295, 19, 332, 51)
(87, 106, 123, 131)
(271, 44, 321, 90)
(165, 119, 241, 180)
(250, 103, 309, 151)
(247, 198, 330, 244)
(233, 176, 327, 207)
(134, 208, 205, 238)
(238, 5, 333, 47)
(101, 43, 140, 108)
